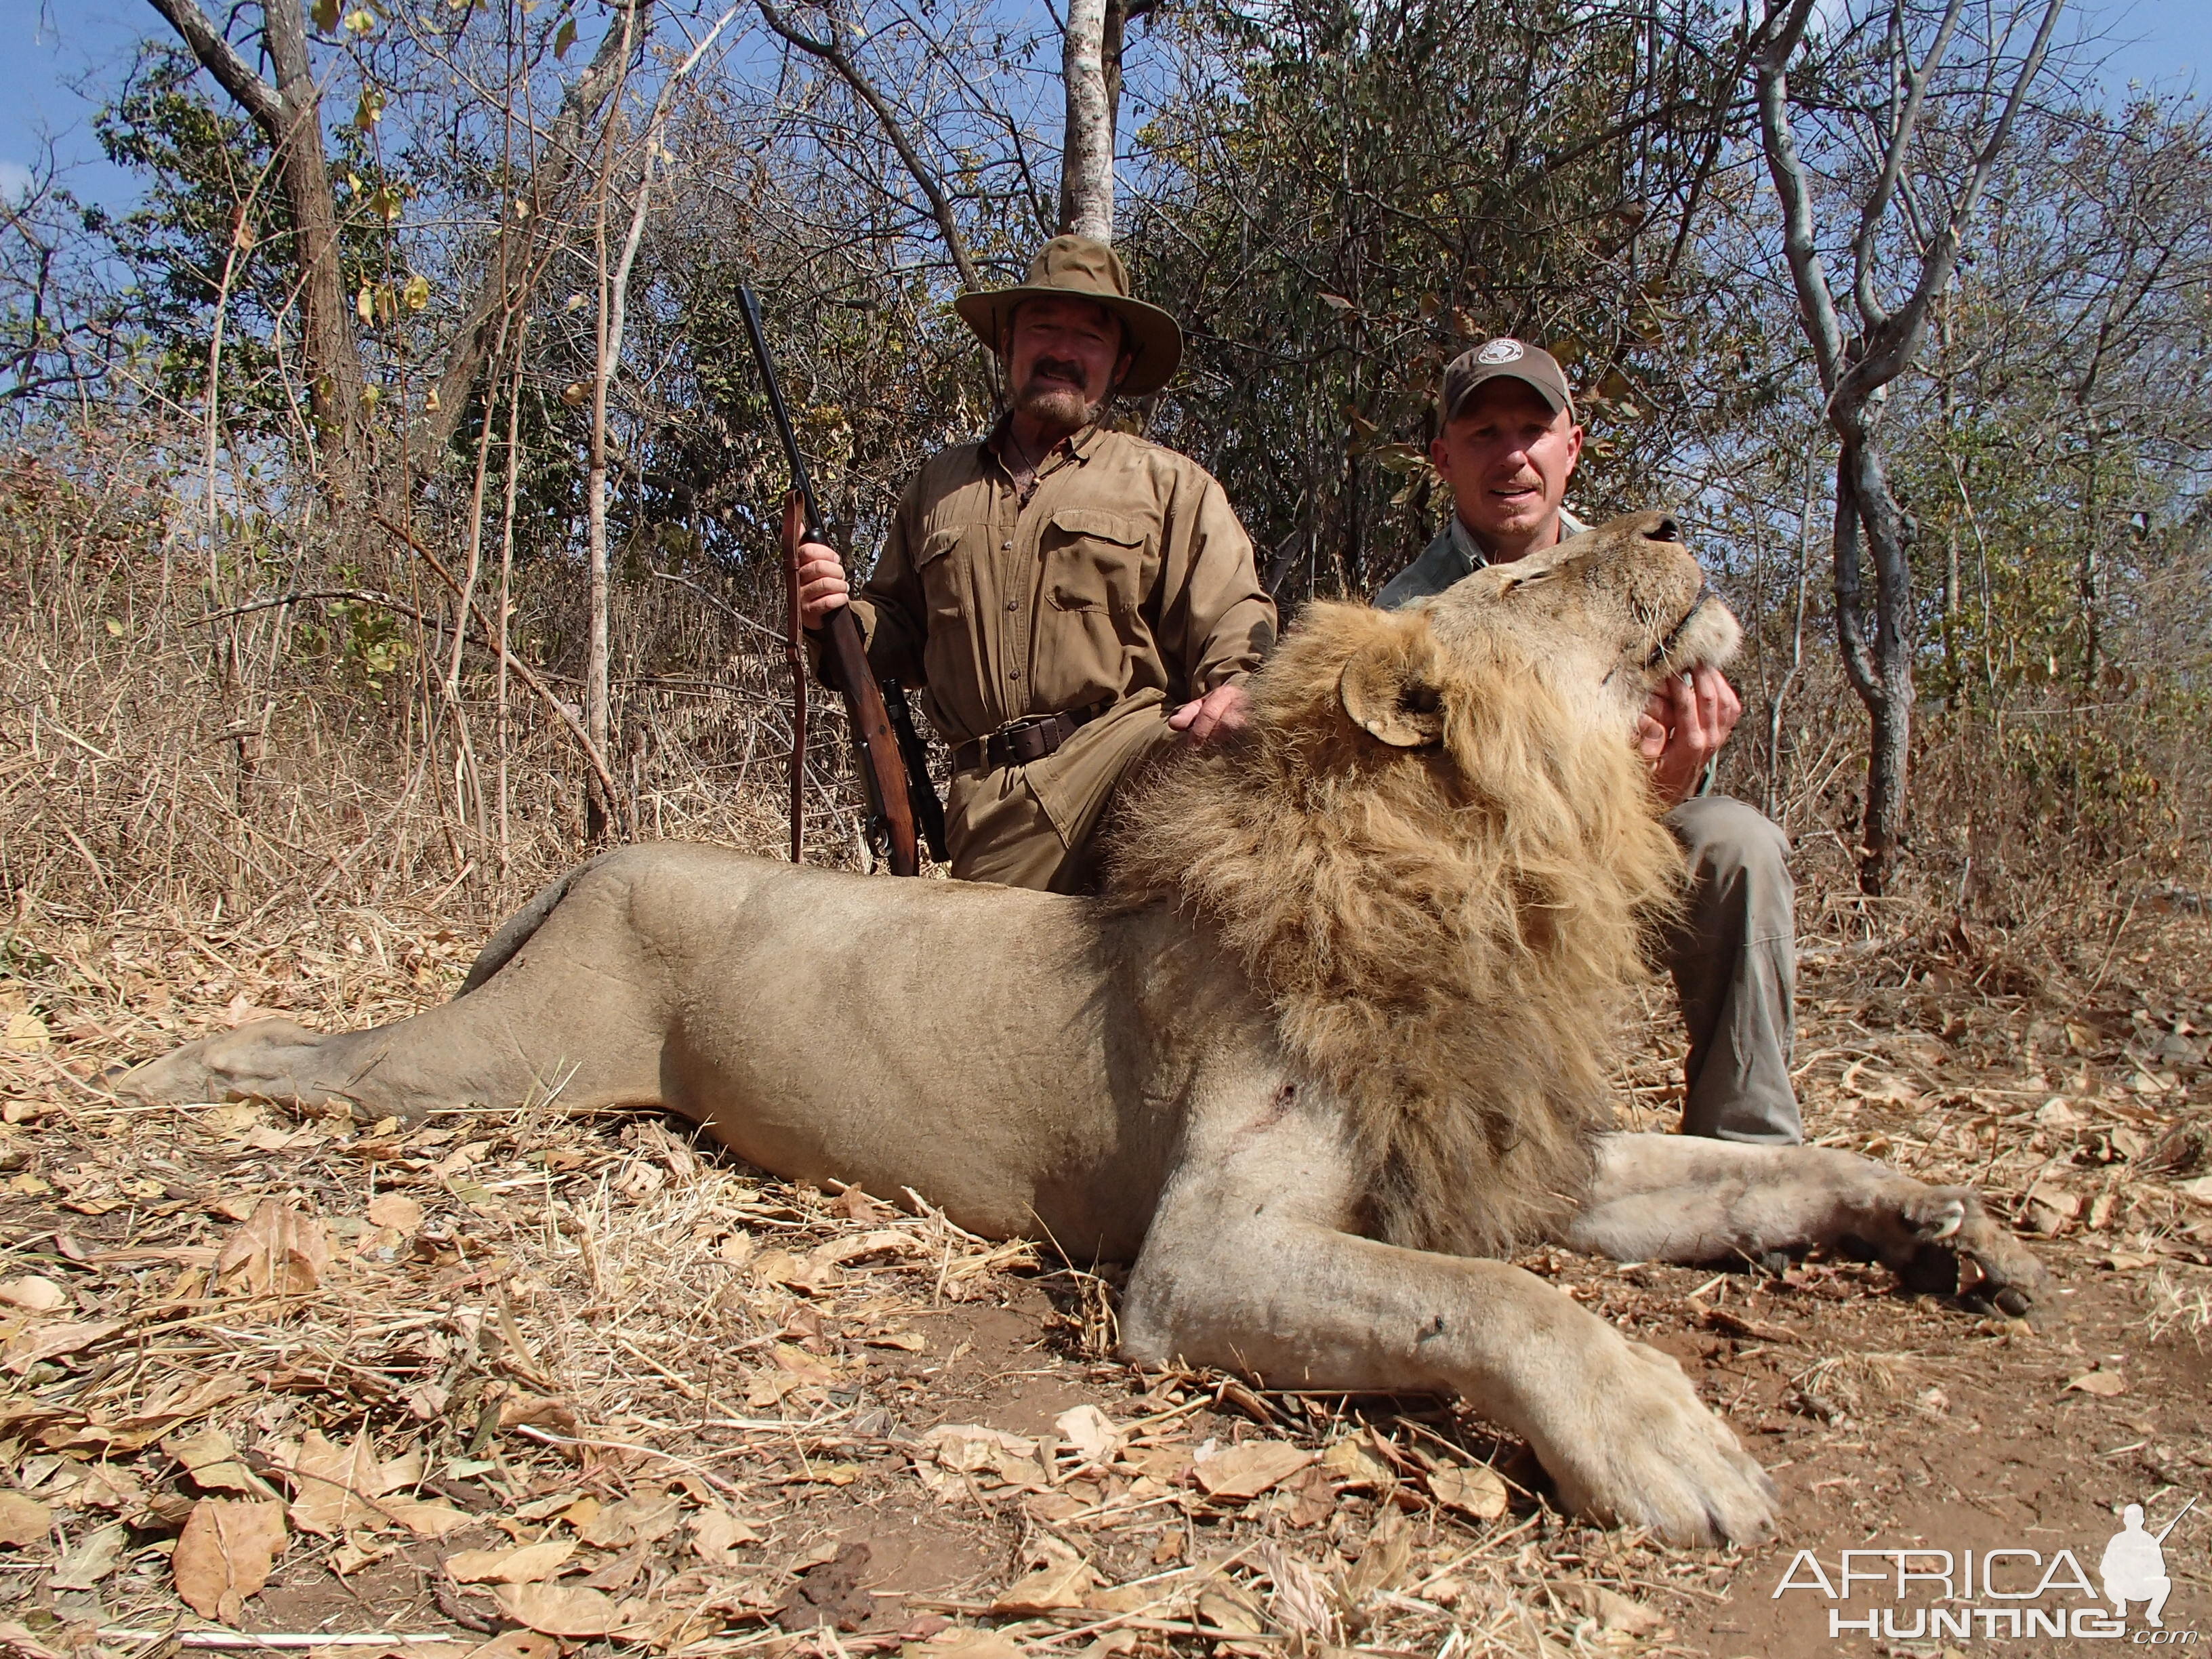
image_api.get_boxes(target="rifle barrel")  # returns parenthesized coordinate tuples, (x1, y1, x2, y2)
(2154, 1494, 2197, 1544)
(737, 285, 824, 538)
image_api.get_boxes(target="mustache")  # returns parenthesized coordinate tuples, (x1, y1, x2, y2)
(1025, 357, 1089, 389)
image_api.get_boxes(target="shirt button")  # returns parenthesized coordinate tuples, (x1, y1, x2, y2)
(1000, 541, 1012, 551)
(1005, 599, 1018, 611)
(1008, 668, 1021, 682)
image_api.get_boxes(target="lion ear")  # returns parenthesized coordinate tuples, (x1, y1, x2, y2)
(1339, 636, 1446, 748)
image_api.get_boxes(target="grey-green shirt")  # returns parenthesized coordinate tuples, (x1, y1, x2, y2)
(1373, 506, 1589, 611)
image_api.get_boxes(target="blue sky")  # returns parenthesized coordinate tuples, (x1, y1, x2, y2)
(1, 0, 2207, 214)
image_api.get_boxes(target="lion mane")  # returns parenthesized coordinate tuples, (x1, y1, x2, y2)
(1109, 598, 1687, 1258)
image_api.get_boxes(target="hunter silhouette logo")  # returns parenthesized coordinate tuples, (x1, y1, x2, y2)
(2104, 1496, 2194, 1628)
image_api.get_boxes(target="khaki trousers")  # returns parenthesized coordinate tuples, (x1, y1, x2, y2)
(943, 701, 1178, 895)
(946, 765, 1112, 893)
(1664, 796, 1801, 1144)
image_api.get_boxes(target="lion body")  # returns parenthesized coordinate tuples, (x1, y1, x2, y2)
(121, 514, 2046, 1545)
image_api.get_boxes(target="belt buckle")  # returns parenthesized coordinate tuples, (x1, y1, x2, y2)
(1000, 714, 1055, 738)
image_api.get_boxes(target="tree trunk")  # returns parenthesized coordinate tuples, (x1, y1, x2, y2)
(2078, 429, 2102, 690)
(262, 3, 366, 503)
(1832, 440, 1915, 893)
(1059, 0, 1114, 239)
(146, 0, 367, 502)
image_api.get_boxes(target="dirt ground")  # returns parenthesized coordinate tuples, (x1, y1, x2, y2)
(0, 897, 2206, 1659)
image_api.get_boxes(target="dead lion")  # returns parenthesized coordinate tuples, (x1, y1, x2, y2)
(119, 511, 2045, 1546)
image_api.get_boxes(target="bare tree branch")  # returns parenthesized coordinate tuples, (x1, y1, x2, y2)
(142, 0, 281, 127)
(755, 0, 983, 290)
(1849, 0, 1966, 329)
(1753, 0, 1846, 392)
(1847, 0, 2068, 396)
(407, 1, 657, 493)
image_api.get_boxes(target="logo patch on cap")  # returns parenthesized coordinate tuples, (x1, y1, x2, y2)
(1475, 337, 1525, 365)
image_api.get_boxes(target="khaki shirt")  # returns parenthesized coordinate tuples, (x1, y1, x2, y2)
(846, 422, 1276, 869)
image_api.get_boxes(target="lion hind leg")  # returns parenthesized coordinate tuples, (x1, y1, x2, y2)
(113, 1015, 613, 1120)
(117, 850, 674, 1120)
(1565, 1133, 2049, 1314)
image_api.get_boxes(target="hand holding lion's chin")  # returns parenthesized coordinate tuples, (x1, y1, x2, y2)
(1532, 1334, 1780, 1547)
(1641, 665, 1744, 804)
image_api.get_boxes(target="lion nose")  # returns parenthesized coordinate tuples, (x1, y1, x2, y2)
(1643, 514, 1681, 543)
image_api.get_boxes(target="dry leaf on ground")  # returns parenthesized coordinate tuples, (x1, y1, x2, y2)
(213, 1199, 328, 1296)
(1195, 1589, 1265, 1635)
(577, 1490, 682, 1548)
(173, 1498, 287, 1624)
(1427, 1463, 1509, 1519)
(915, 1422, 1046, 1489)
(0, 1276, 67, 1313)
(690, 1507, 760, 1565)
(902, 1635, 1022, 1659)
(1320, 1439, 1393, 1488)
(377, 1494, 474, 1537)
(1342, 1511, 1414, 1605)
(165, 1427, 275, 1498)
(3, 1011, 49, 1052)
(2, 1319, 123, 1374)
(1192, 1439, 1313, 1500)
(494, 1389, 580, 1436)
(285, 1429, 382, 1535)
(445, 1538, 577, 1584)
(49, 1521, 127, 1590)
(1559, 1580, 1667, 1635)
(365, 1193, 424, 1231)
(462, 1634, 560, 1659)
(0, 1492, 49, 1547)
(1054, 1404, 1125, 1469)
(492, 1582, 621, 1637)
(70, 1462, 144, 1511)
(991, 1549, 1096, 1615)
(2066, 1370, 2129, 1395)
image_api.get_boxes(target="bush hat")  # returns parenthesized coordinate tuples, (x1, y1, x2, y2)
(1439, 337, 1575, 424)
(954, 234, 1183, 398)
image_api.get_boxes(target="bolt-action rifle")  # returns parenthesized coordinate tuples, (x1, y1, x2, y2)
(738, 285, 946, 873)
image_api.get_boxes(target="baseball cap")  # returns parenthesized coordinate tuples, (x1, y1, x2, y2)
(1438, 337, 1574, 424)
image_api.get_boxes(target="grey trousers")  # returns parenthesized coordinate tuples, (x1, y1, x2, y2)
(1663, 796, 1802, 1145)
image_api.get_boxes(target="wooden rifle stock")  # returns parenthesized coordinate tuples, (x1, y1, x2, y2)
(795, 499, 919, 875)
(745, 285, 924, 876)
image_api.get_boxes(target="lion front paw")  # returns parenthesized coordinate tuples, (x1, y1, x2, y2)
(1536, 1338, 1778, 1547)
(1891, 1188, 2052, 1317)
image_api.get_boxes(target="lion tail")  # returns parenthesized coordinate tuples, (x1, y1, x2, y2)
(453, 854, 612, 998)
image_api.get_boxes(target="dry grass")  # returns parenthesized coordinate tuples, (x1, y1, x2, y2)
(0, 450, 872, 957)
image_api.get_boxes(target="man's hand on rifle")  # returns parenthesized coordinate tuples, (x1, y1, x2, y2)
(793, 539, 850, 629)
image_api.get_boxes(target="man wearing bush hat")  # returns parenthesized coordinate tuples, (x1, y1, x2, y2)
(1376, 337, 1803, 1147)
(791, 235, 1275, 893)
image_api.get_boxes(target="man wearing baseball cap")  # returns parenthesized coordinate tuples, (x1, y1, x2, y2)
(792, 235, 1275, 892)
(1375, 338, 1801, 1146)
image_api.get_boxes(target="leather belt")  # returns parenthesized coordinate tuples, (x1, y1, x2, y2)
(956, 699, 1111, 773)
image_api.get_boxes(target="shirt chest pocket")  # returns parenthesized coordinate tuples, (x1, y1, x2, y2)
(1042, 508, 1151, 618)
(912, 525, 968, 626)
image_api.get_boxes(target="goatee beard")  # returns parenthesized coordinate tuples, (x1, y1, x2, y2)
(1015, 380, 1100, 430)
